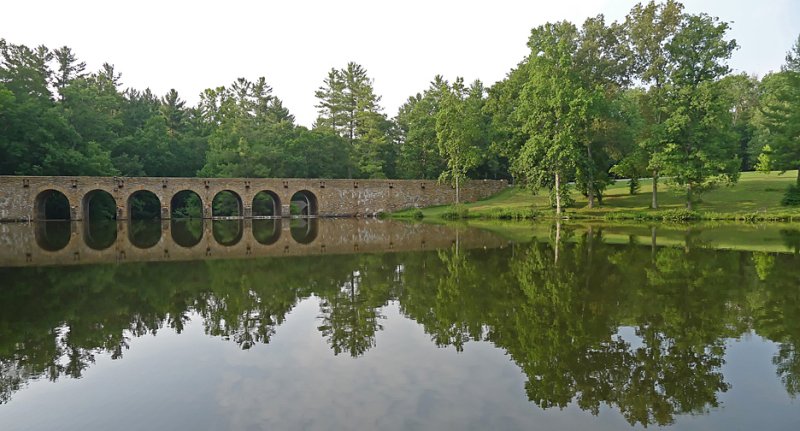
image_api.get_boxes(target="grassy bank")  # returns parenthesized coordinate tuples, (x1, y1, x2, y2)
(390, 171, 800, 222)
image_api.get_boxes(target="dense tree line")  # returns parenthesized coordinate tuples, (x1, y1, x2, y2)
(1, 1, 799, 208)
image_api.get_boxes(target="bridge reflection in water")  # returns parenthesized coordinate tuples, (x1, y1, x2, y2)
(1, 218, 506, 267)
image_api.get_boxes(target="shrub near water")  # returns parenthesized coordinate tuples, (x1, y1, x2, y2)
(488, 207, 541, 220)
(441, 204, 469, 220)
(605, 209, 702, 221)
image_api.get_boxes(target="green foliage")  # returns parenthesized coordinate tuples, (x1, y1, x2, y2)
(625, 0, 685, 209)
(212, 191, 241, 217)
(719, 73, 761, 170)
(314, 62, 392, 178)
(395, 76, 448, 179)
(436, 78, 482, 204)
(511, 16, 629, 213)
(512, 20, 587, 215)
(757, 68, 800, 185)
(171, 192, 202, 218)
(0, 22, 798, 214)
(628, 177, 641, 195)
(548, 182, 576, 209)
(656, 13, 740, 209)
(129, 191, 161, 220)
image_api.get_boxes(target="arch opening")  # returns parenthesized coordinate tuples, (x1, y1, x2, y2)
(252, 191, 280, 218)
(212, 190, 243, 218)
(82, 190, 116, 221)
(128, 190, 161, 220)
(253, 219, 281, 245)
(213, 219, 243, 247)
(171, 190, 203, 219)
(290, 190, 318, 217)
(290, 218, 318, 245)
(34, 189, 70, 220)
(35, 221, 71, 251)
(171, 219, 204, 248)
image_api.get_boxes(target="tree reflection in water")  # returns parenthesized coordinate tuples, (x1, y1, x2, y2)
(171, 219, 203, 248)
(128, 220, 161, 249)
(2, 226, 800, 427)
(212, 219, 243, 246)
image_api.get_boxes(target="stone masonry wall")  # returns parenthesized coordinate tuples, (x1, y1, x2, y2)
(0, 176, 508, 221)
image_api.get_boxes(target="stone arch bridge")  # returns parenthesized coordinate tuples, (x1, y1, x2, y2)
(0, 176, 507, 221)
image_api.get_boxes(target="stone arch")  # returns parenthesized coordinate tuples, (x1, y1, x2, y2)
(252, 190, 281, 218)
(128, 190, 161, 220)
(212, 190, 243, 218)
(213, 219, 243, 246)
(82, 189, 117, 221)
(290, 190, 318, 217)
(290, 218, 318, 245)
(170, 190, 204, 219)
(253, 219, 281, 245)
(34, 189, 71, 220)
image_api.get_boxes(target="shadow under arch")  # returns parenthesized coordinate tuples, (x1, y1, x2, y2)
(82, 189, 117, 221)
(128, 190, 161, 220)
(171, 219, 204, 248)
(253, 190, 281, 218)
(83, 219, 117, 250)
(212, 190, 243, 218)
(35, 221, 71, 251)
(128, 220, 162, 249)
(34, 189, 70, 220)
(253, 219, 281, 245)
(213, 219, 243, 247)
(290, 190, 318, 216)
(290, 218, 318, 245)
(171, 190, 203, 219)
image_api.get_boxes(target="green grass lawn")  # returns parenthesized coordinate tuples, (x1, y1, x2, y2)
(391, 170, 800, 220)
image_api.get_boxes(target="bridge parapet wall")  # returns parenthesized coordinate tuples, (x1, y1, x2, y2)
(0, 176, 508, 221)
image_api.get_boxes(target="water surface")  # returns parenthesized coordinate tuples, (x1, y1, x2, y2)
(1, 219, 799, 430)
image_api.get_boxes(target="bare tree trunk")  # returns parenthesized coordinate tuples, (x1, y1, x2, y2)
(687, 183, 693, 210)
(456, 175, 460, 205)
(555, 171, 562, 215)
(587, 145, 595, 209)
(651, 225, 657, 262)
(554, 220, 561, 264)
(586, 225, 594, 286)
(651, 170, 659, 209)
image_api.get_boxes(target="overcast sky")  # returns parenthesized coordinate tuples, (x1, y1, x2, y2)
(2, 0, 799, 127)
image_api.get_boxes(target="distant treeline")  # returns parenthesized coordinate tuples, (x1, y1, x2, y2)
(1, 0, 799, 211)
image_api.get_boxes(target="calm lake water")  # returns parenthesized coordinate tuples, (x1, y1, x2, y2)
(1, 219, 800, 430)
